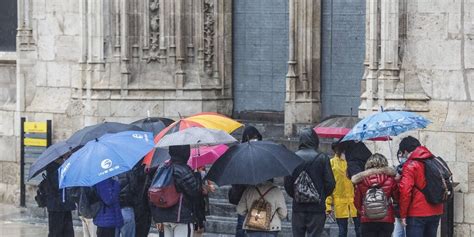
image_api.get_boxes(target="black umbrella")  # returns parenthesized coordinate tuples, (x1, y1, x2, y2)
(205, 141, 304, 186)
(66, 122, 143, 147)
(131, 117, 174, 136)
(340, 140, 372, 178)
(28, 141, 74, 180)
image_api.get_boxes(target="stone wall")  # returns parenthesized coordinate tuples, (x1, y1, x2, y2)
(361, 0, 474, 235)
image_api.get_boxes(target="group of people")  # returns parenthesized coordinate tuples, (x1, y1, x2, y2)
(40, 125, 449, 237)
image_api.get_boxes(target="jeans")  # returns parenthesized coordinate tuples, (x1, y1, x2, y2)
(245, 231, 278, 237)
(336, 218, 361, 237)
(80, 216, 97, 237)
(236, 214, 245, 237)
(163, 222, 194, 237)
(292, 212, 326, 237)
(48, 211, 74, 237)
(360, 222, 394, 237)
(393, 218, 406, 237)
(116, 207, 135, 237)
(406, 215, 441, 237)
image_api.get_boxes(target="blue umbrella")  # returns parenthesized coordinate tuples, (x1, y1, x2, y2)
(342, 111, 431, 142)
(59, 131, 155, 188)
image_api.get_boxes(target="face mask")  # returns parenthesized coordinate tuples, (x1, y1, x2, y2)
(398, 152, 409, 164)
(249, 138, 259, 142)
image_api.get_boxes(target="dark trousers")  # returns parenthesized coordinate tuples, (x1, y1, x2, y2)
(406, 215, 441, 237)
(360, 222, 394, 237)
(292, 212, 326, 237)
(48, 211, 74, 237)
(245, 230, 279, 237)
(336, 218, 361, 237)
(97, 227, 116, 237)
(236, 214, 245, 237)
(135, 206, 152, 237)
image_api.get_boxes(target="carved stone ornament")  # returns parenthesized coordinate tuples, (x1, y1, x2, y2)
(203, 0, 215, 75)
(148, 0, 160, 63)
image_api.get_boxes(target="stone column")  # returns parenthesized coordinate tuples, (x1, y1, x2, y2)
(284, 0, 321, 136)
(365, 0, 380, 115)
(175, 0, 185, 89)
(120, 0, 130, 96)
(378, 0, 400, 108)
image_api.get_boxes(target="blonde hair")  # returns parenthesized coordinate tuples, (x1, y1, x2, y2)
(365, 153, 389, 170)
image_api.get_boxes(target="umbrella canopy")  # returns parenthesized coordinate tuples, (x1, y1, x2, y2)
(148, 145, 229, 169)
(131, 117, 174, 136)
(58, 131, 154, 188)
(143, 112, 242, 166)
(156, 127, 237, 147)
(188, 144, 229, 170)
(67, 122, 143, 147)
(342, 111, 431, 142)
(28, 141, 75, 180)
(314, 116, 359, 139)
(205, 141, 304, 186)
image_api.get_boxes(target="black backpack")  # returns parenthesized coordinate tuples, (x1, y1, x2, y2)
(293, 155, 321, 204)
(77, 187, 103, 219)
(418, 156, 453, 204)
(35, 174, 50, 208)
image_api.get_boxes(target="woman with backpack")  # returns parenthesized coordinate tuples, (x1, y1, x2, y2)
(236, 179, 287, 237)
(352, 153, 399, 237)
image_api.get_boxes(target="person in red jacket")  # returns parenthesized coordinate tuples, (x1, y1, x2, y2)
(352, 153, 399, 237)
(398, 136, 443, 237)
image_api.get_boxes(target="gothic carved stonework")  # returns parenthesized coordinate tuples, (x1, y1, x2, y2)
(148, 0, 160, 63)
(203, 0, 215, 75)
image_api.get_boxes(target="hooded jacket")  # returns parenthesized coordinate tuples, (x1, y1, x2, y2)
(399, 146, 444, 218)
(284, 128, 335, 213)
(94, 178, 124, 228)
(325, 155, 358, 219)
(352, 167, 398, 223)
(151, 145, 202, 223)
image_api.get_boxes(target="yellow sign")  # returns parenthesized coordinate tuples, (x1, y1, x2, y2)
(24, 138, 48, 147)
(24, 122, 47, 133)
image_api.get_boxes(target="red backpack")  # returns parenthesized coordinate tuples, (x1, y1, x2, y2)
(148, 162, 181, 208)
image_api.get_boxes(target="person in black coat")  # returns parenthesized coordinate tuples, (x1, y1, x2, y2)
(45, 159, 76, 237)
(284, 128, 336, 237)
(150, 145, 202, 237)
(228, 125, 263, 237)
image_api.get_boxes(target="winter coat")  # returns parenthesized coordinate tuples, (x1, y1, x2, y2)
(118, 168, 139, 208)
(352, 167, 399, 223)
(284, 128, 335, 214)
(45, 162, 76, 212)
(399, 146, 444, 218)
(237, 182, 288, 232)
(151, 145, 202, 224)
(325, 155, 357, 219)
(93, 178, 124, 228)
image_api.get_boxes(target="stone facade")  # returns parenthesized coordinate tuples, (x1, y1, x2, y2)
(360, 0, 474, 234)
(0, 0, 473, 234)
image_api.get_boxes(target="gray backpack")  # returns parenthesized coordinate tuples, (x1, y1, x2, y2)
(363, 185, 388, 219)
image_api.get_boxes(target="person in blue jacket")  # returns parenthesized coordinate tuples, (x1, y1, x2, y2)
(94, 177, 124, 237)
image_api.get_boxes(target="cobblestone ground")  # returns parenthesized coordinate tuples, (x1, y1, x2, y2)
(0, 203, 229, 237)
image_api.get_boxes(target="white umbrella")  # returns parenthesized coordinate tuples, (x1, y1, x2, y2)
(156, 127, 237, 147)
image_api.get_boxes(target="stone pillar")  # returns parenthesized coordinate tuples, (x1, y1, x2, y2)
(284, 0, 321, 136)
(365, 0, 380, 115)
(378, 0, 400, 108)
(175, 0, 185, 90)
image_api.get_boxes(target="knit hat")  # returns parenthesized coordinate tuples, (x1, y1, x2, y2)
(365, 153, 389, 170)
(398, 136, 421, 154)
